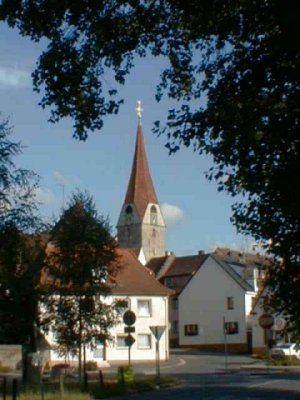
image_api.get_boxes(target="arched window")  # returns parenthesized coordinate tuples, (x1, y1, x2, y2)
(125, 205, 133, 224)
(150, 205, 158, 225)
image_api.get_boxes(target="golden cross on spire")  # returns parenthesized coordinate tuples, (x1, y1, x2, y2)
(136, 100, 143, 124)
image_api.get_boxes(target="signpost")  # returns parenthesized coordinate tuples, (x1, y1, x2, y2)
(223, 317, 228, 373)
(150, 326, 166, 384)
(259, 313, 274, 330)
(274, 317, 286, 331)
(123, 310, 136, 326)
(258, 313, 274, 373)
(123, 311, 136, 366)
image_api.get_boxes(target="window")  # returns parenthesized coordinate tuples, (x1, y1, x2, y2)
(137, 300, 151, 317)
(227, 297, 234, 310)
(224, 322, 239, 335)
(137, 334, 151, 349)
(150, 205, 158, 225)
(125, 205, 133, 224)
(116, 335, 127, 348)
(172, 297, 178, 310)
(184, 324, 198, 336)
(172, 321, 178, 334)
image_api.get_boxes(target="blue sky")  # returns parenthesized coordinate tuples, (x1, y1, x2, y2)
(0, 24, 253, 255)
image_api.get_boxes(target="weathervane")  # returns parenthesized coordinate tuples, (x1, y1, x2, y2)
(136, 100, 143, 124)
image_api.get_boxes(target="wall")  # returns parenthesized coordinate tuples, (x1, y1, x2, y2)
(48, 294, 169, 365)
(179, 256, 247, 349)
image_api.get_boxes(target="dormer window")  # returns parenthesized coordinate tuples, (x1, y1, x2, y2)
(125, 205, 133, 224)
(150, 205, 158, 225)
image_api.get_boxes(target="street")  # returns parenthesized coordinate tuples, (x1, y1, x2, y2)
(115, 349, 300, 400)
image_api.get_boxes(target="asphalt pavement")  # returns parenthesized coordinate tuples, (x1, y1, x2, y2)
(106, 348, 300, 400)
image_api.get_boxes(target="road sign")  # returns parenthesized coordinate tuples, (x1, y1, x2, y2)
(123, 310, 136, 326)
(274, 317, 286, 331)
(150, 326, 165, 341)
(124, 326, 135, 333)
(259, 313, 274, 329)
(125, 334, 135, 347)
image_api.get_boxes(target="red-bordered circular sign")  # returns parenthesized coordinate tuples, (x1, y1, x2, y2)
(123, 310, 136, 326)
(259, 313, 274, 329)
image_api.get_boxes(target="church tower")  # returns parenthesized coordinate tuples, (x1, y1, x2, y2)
(117, 101, 166, 263)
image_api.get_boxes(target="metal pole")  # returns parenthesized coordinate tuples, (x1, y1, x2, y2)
(223, 316, 228, 373)
(128, 345, 131, 367)
(156, 339, 160, 383)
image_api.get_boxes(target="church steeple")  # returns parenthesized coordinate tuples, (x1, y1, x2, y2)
(117, 102, 166, 263)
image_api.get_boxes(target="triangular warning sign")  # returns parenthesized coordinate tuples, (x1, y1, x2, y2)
(150, 325, 165, 341)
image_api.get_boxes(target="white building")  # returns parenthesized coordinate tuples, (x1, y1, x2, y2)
(47, 248, 172, 365)
(148, 248, 267, 352)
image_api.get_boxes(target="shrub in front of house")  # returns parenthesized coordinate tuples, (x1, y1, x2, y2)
(0, 361, 12, 372)
(85, 360, 98, 371)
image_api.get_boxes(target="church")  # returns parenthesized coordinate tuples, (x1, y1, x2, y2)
(114, 101, 269, 355)
(47, 101, 269, 365)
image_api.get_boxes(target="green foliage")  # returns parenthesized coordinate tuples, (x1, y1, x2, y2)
(85, 361, 98, 371)
(0, 2, 299, 334)
(0, 114, 45, 345)
(0, 114, 40, 230)
(271, 355, 300, 366)
(118, 366, 134, 384)
(41, 191, 119, 373)
(0, 361, 12, 372)
(19, 391, 92, 400)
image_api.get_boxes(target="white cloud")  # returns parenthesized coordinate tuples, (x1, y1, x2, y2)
(161, 203, 185, 225)
(0, 66, 30, 88)
(34, 187, 59, 207)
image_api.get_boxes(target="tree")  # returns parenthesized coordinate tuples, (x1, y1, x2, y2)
(1, 2, 299, 334)
(41, 191, 119, 381)
(0, 115, 39, 230)
(0, 115, 44, 346)
(0, 228, 44, 345)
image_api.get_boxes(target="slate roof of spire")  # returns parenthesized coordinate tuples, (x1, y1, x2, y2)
(123, 124, 159, 219)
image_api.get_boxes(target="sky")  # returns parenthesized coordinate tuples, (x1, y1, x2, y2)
(0, 24, 255, 256)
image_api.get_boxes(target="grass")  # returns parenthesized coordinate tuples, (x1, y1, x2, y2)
(91, 376, 177, 399)
(270, 355, 300, 366)
(19, 391, 93, 400)
(12, 375, 177, 400)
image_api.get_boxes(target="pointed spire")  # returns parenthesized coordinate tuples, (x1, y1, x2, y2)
(136, 100, 143, 125)
(124, 104, 159, 219)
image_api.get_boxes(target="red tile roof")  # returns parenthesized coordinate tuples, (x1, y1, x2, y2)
(163, 254, 208, 277)
(110, 248, 173, 296)
(146, 256, 168, 275)
(214, 247, 270, 267)
(123, 124, 159, 219)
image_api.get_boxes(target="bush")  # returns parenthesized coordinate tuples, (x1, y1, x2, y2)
(118, 366, 134, 384)
(19, 391, 92, 400)
(271, 355, 300, 366)
(0, 361, 12, 372)
(85, 360, 98, 371)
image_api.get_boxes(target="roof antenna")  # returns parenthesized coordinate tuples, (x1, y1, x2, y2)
(136, 100, 143, 125)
